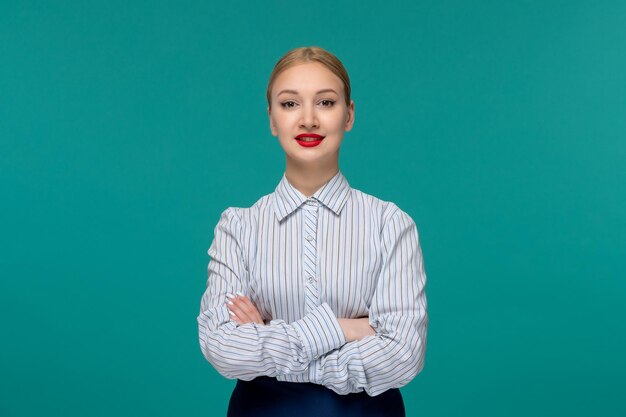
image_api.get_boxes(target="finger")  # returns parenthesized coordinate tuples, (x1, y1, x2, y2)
(230, 295, 260, 322)
(227, 299, 254, 323)
(227, 306, 244, 325)
(241, 300, 264, 324)
(226, 293, 251, 320)
(224, 301, 244, 325)
(236, 296, 264, 323)
(226, 293, 265, 325)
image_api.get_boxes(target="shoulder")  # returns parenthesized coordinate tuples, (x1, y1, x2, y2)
(348, 187, 416, 230)
(215, 192, 274, 227)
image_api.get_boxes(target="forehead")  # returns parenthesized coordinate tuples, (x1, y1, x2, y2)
(272, 62, 343, 94)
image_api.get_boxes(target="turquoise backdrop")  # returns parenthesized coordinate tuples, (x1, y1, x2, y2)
(1, 1, 625, 416)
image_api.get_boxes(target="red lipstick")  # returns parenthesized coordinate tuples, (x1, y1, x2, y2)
(295, 133, 325, 147)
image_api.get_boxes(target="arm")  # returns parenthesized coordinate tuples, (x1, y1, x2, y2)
(229, 298, 375, 342)
(309, 208, 428, 396)
(197, 207, 347, 381)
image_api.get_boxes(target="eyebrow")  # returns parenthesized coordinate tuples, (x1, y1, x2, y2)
(277, 88, 339, 97)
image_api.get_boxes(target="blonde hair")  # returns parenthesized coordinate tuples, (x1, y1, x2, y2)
(266, 46, 351, 110)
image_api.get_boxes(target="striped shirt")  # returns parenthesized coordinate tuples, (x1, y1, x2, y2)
(197, 169, 428, 396)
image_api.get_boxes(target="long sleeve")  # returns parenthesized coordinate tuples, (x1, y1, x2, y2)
(197, 207, 347, 380)
(308, 208, 428, 396)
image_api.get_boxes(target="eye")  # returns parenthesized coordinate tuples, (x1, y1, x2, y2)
(280, 100, 297, 109)
(319, 99, 336, 107)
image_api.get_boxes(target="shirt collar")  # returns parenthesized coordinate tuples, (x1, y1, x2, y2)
(273, 170, 352, 222)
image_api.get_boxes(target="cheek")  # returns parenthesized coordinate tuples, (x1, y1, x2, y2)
(323, 113, 347, 132)
(273, 113, 297, 132)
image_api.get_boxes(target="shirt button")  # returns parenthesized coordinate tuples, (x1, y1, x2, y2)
(306, 235, 313, 241)
(307, 276, 314, 284)
(314, 355, 319, 360)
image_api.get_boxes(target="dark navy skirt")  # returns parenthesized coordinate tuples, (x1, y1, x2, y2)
(227, 376, 405, 417)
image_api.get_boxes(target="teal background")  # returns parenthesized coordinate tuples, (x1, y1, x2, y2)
(1, 1, 625, 416)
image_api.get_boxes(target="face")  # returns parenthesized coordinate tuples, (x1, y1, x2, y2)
(267, 62, 355, 168)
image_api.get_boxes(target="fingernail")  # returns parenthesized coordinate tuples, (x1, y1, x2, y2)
(225, 300, 234, 306)
(228, 310, 236, 317)
(236, 291, 245, 296)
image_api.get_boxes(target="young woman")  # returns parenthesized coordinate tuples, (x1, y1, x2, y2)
(198, 46, 428, 417)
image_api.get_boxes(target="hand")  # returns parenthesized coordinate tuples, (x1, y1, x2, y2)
(337, 317, 376, 342)
(225, 292, 265, 326)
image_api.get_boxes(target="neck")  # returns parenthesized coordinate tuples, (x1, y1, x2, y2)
(284, 158, 339, 198)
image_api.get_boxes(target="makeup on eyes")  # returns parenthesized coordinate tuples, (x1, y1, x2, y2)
(279, 99, 336, 109)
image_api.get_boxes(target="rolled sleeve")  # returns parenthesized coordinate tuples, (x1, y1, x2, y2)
(291, 302, 346, 362)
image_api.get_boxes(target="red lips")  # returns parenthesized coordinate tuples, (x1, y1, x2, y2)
(295, 133, 324, 139)
(294, 133, 325, 148)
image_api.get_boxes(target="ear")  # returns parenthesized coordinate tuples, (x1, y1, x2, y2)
(267, 106, 277, 136)
(344, 100, 355, 132)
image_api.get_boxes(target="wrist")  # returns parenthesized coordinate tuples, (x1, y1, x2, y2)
(337, 318, 354, 342)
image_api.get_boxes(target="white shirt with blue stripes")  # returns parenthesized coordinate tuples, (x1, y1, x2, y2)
(197, 170, 428, 396)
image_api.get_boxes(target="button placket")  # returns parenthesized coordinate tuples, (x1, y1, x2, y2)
(302, 199, 320, 313)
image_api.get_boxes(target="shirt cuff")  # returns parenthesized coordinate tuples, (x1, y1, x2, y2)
(292, 302, 346, 362)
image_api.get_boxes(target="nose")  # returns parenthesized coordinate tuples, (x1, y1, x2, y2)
(299, 103, 319, 130)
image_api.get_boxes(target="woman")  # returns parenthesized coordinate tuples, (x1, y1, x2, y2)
(197, 46, 428, 416)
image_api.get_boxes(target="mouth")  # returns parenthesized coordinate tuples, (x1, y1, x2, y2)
(294, 133, 325, 147)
